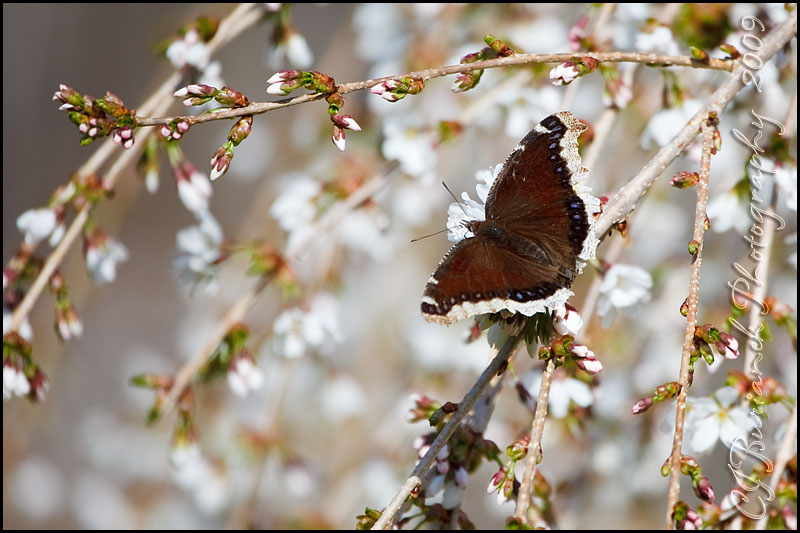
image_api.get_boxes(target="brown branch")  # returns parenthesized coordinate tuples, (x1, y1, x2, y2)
(664, 119, 715, 530)
(595, 9, 797, 238)
(513, 358, 556, 524)
(135, 51, 736, 128)
(371, 333, 524, 530)
(754, 405, 798, 530)
(6, 3, 265, 335)
(741, 88, 797, 380)
(159, 163, 399, 417)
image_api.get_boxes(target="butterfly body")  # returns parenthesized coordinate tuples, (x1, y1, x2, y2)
(421, 111, 599, 326)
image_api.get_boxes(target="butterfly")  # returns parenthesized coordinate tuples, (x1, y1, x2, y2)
(421, 111, 599, 325)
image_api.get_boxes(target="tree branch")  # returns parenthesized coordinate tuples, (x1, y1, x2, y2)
(513, 358, 556, 524)
(135, 51, 736, 127)
(664, 118, 716, 530)
(6, 3, 265, 335)
(595, 9, 797, 238)
(371, 333, 524, 530)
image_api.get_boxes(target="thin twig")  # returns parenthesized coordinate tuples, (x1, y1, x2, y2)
(664, 119, 716, 530)
(513, 358, 556, 524)
(595, 9, 797, 238)
(135, 51, 736, 127)
(754, 405, 798, 530)
(159, 163, 399, 416)
(749, 87, 797, 530)
(741, 88, 797, 380)
(7, 3, 265, 335)
(371, 334, 524, 530)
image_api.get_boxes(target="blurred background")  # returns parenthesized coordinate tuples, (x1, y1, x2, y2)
(3, 4, 796, 529)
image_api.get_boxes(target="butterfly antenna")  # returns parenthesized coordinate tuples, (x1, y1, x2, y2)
(410, 227, 451, 243)
(441, 181, 471, 220)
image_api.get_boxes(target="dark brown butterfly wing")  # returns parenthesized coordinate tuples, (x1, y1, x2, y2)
(421, 111, 597, 326)
(421, 235, 572, 325)
(485, 112, 591, 270)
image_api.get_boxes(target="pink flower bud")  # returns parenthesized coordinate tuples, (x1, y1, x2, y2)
(631, 397, 653, 415)
(331, 114, 361, 132)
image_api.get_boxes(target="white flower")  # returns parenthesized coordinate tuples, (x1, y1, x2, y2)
(270, 173, 321, 232)
(602, 79, 633, 109)
(497, 86, 561, 139)
(641, 99, 703, 149)
(16, 207, 57, 245)
(174, 211, 224, 295)
(319, 374, 368, 423)
(335, 208, 394, 261)
(226, 356, 264, 398)
(3, 361, 30, 400)
(597, 263, 653, 325)
(273, 293, 342, 359)
(549, 62, 579, 86)
(526, 371, 593, 419)
(684, 386, 757, 455)
(381, 118, 438, 185)
(169, 442, 229, 513)
(85, 234, 129, 285)
(442, 483, 465, 510)
(166, 29, 210, 70)
(635, 26, 681, 56)
(3, 307, 33, 342)
(553, 305, 584, 336)
(773, 162, 797, 212)
(706, 187, 751, 234)
(197, 61, 224, 94)
(55, 306, 83, 342)
(352, 4, 408, 63)
(446, 164, 503, 242)
(268, 32, 314, 70)
(176, 167, 213, 215)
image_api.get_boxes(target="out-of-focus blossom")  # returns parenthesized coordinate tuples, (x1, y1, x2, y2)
(597, 263, 653, 325)
(772, 161, 797, 212)
(166, 29, 211, 70)
(270, 173, 321, 251)
(272, 293, 342, 359)
(684, 386, 757, 455)
(641, 99, 703, 149)
(169, 442, 229, 514)
(497, 86, 561, 139)
(352, 4, 408, 63)
(174, 211, 224, 296)
(527, 371, 593, 419)
(3, 360, 30, 400)
(381, 117, 438, 185)
(16, 207, 57, 245)
(320, 373, 368, 424)
(446, 165, 502, 242)
(55, 305, 83, 342)
(635, 26, 681, 56)
(335, 208, 394, 261)
(226, 352, 264, 398)
(3, 307, 33, 342)
(175, 162, 213, 216)
(603, 78, 633, 109)
(706, 186, 751, 234)
(9, 456, 65, 520)
(268, 32, 313, 70)
(84, 232, 129, 285)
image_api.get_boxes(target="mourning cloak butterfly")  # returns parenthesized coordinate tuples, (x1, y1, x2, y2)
(421, 111, 599, 325)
